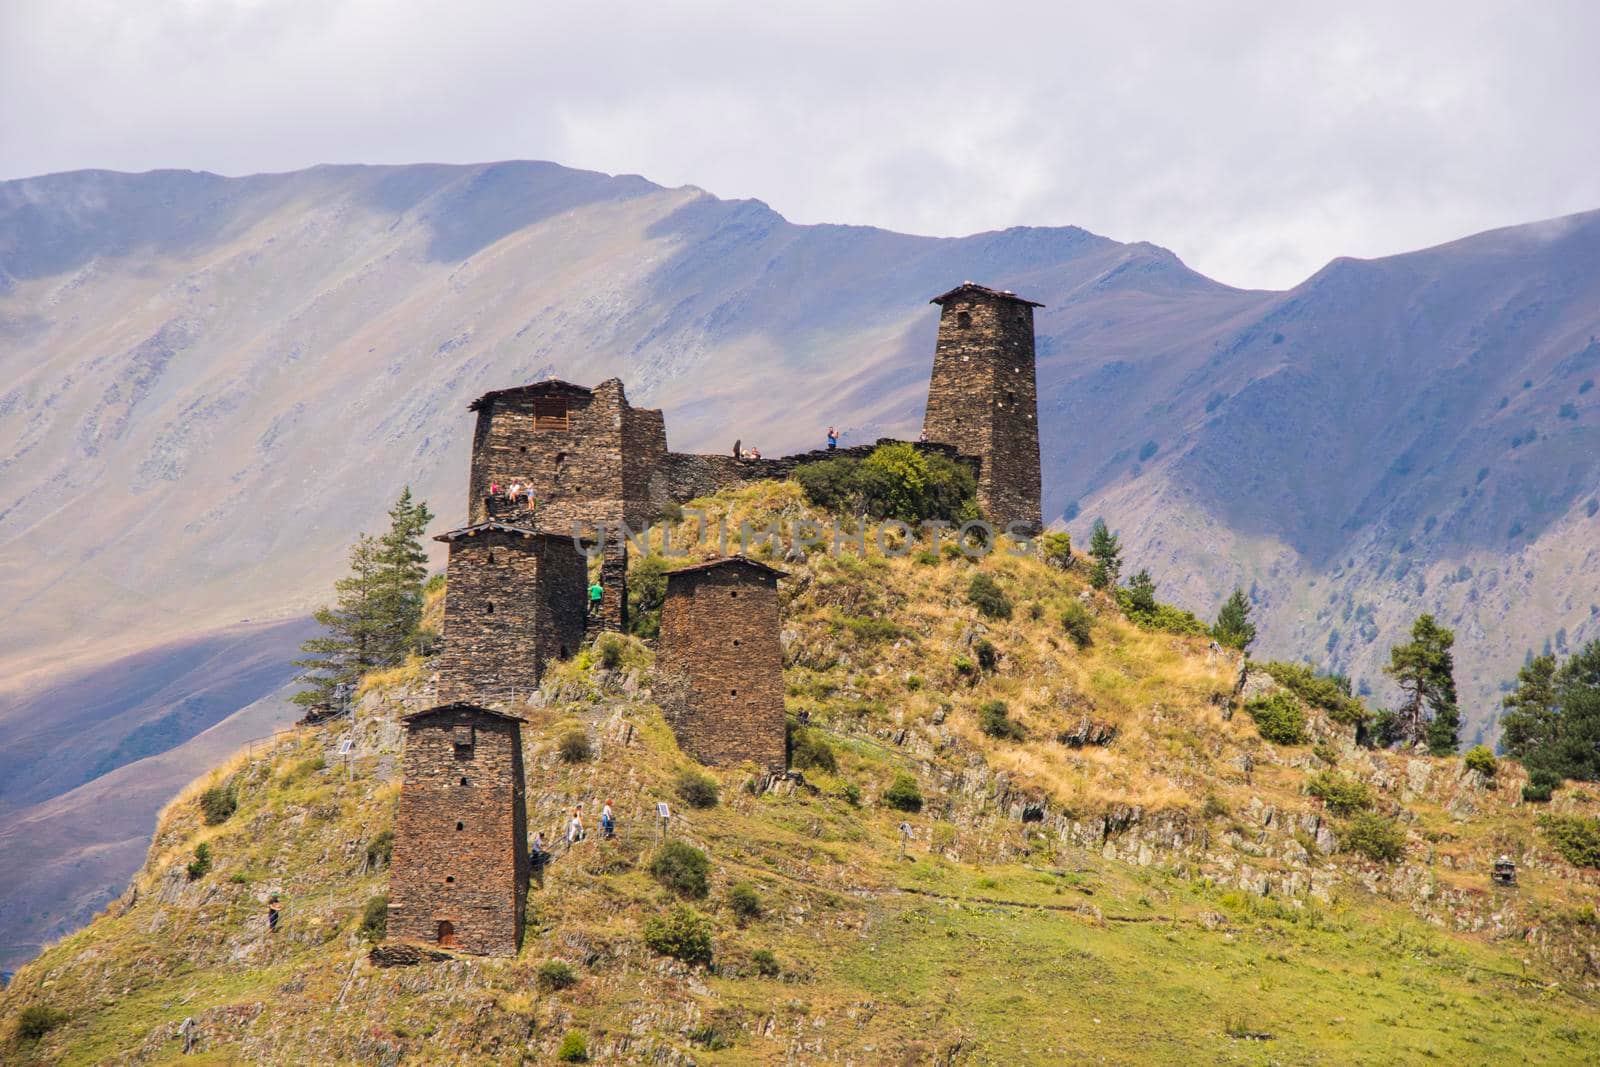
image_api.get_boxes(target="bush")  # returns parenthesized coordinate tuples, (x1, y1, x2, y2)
(675, 769, 720, 809)
(793, 443, 977, 523)
(649, 840, 710, 898)
(1308, 772, 1374, 816)
(1312, 741, 1340, 766)
(1245, 692, 1307, 745)
(1059, 601, 1094, 648)
(1463, 745, 1497, 778)
(15, 1005, 68, 1042)
(1538, 815, 1600, 869)
(973, 638, 999, 672)
(186, 842, 213, 881)
(365, 828, 394, 869)
(1258, 661, 1368, 726)
(967, 573, 1013, 620)
(978, 700, 1025, 741)
(359, 894, 388, 941)
(199, 781, 238, 826)
(1342, 812, 1405, 863)
(557, 1031, 589, 1062)
(595, 631, 627, 669)
(1040, 531, 1072, 568)
(627, 553, 669, 638)
(537, 959, 578, 991)
(727, 882, 763, 924)
(1524, 765, 1563, 802)
(788, 724, 837, 774)
(558, 728, 592, 763)
(1116, 586, 1211, 636)
(1202, 794, 1230, 819)
(751, 948, 781, 977)
(642, 905, 713, 965)
(883, 773, 923, 812)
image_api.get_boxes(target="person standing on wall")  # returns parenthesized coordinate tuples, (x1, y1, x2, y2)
(588, 578, 603, 617)
(827, 426, 838, 450)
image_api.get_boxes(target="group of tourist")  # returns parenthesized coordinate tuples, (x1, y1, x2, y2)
(485, 480, 537, 516)
(528, 801, 616, 883)
(733, 426, 842, 463)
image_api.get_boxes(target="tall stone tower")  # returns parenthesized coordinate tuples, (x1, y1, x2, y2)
(388, 702, 528, 957)
(432, 524, 588, 704)
(921, 283, 1044, 534)
(656, 557, 788, 770)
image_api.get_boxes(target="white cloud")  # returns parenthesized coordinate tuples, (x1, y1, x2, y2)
(2, 0, 1597, 288)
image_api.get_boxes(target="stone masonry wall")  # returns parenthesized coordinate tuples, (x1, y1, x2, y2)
(656, 566, 786, 770)
(436, 530, 588, 704)
(921, 291, 1042, 533)
(389, 708, 528, 957)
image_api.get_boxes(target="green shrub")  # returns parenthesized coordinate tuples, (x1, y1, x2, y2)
(1341, 812, 1405, 863)
(727, 881, 763, 924)
(627, 553, 669, 638)
(1258, 661, 1368, 726)
(186, 842, 213, 881)
(365, 828, 394, 869)
(595, 631, 627, 669)
(973, 638, 999, 672)
(688, 1023, 733, 1050)
(649, 840, 710, 898)
(1312, 741, 1340, 766)
(556, 1030, 589, 1062)
(978, 700, 1025, 741)
(884, 773, 924, 812)
(1059, 601, 1094, 648)
(913, 549, 940, 566)
(967, 573, 1013, 620)
(788, 724, 837, 774)
(1463, 745, 1497, 777)
(838, 780, 862, 806)
(1538, 815, 1600, 868)
(1245, 691, 1307, 745)
(199, 781, 238, 825)
(558, 728, 592, 763)
(1308, 772, 1374, 816)
(15, 1004, 69, 1042)
(537, 959, 578, 991)
(793, 443, 976, 523)
(1202, 794, 1230, 819)
(1116, 585, 1211, 636)
(953, 654, 977, 679)
(1040, 531, 1072, 568)
(751, 948, 781, 977)
(1524, 766, 1562, 802)
(642, 905, 713, 965)
(358, 894, 388, 941)
(675, 769, 720, 809)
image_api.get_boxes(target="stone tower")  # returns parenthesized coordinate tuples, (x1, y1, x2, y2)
(432, 523, 588, 704)
(656, 557, 787, 770)
(465, 377, 668, 632)
(921, 282, 1044, 534)
(388, 702, 528, 957)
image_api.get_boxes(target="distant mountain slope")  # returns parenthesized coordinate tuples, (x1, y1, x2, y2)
(1, 161, 1597, 970)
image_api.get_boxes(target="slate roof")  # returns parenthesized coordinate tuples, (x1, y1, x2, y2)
(929, 282, 1044, 308)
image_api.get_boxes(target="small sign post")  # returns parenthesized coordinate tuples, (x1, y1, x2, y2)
(656, 801, 671, 843)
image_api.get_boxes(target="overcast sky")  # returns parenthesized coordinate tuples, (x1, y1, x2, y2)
(2, 1, 1597, 289)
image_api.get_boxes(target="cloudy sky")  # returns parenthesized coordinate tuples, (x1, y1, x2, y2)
(2, 0, 1597, 288)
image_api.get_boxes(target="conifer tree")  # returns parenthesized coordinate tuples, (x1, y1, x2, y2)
(1087, 520, 1122, 590)
(1213, 588, 1257, 651)
(292, 488, 435, 709)
(1383, 613, 1459, 754)
(1499, 641, 1600, 783)
(1125, 568, 1158, 614)
(1500, 653, 1560, 760)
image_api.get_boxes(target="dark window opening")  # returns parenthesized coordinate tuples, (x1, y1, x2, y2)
(730, 689, 738, 697)
(729, 591, 738, 599)
(444, 876, 456, 885)
(459, 777, 469, 787)
(487, 551, 497, 564)
(519, 445, 528, 454)
(732, 639, 741, 647)
(956, 310, 972, 327)
(555, 451, 567, 465)
(1006, 390, 1016, 407)
(456, 821, 465, 831)
(559, 645, 569, 658)
(437, 919, 458, 948)
(533, 397, 570, 431)
(485, 601, 494, 615)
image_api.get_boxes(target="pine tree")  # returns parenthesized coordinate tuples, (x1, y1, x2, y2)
(1213, 588, 1257, 651)
(1383, 614, 1459, 754)
(1499, 640, 1600, 783)
(1125, 569, 1158, 614)
(370, 486, 435, 663)
(292, 534, 386, 709)
(1087, 520, 1122, 591)
(292, 488, 436, 709)
(1500, 653, 1560, 760)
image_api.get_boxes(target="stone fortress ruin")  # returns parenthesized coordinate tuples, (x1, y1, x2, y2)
(392, 282, 1043, 954)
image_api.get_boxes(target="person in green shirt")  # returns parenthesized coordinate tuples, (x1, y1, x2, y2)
(588, 579, 603, 617)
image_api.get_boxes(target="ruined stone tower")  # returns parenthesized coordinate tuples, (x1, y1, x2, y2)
(465, 378, 667, 631)
(388, 702, 528, 957)
(920, 283, 1044, 534)
(432, 523, 588, 704)
(656, 557, 787, 770)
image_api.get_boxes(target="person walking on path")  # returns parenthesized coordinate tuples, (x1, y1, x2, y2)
(601, 801, 615, 840)
(899, 821, 913, 858)
(588, 578, 604, 617)
(566, 808, 585, 847)
(827, 426, 839, 450)
(267, 896, 281, 933)
(530, 831, 547, 888)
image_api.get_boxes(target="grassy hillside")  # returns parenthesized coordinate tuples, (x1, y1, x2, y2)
(4, 483, 1599, 1064)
